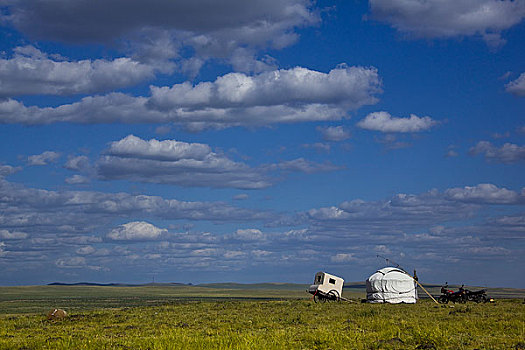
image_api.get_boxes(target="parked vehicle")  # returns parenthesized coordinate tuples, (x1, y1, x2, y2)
(463, 287, 489, 303)
(438, 283, 492, 303)
(438, 283, 467, 304)
(308, 271, 344, 302)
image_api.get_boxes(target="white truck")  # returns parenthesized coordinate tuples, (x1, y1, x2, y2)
(308, 271, 344, 302)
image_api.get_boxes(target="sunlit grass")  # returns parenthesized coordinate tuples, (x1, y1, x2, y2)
(1, 297, 524, 349)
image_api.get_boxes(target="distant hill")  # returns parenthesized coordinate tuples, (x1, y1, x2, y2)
(44, 281, 525, 299)
(47, 282, 187, 287)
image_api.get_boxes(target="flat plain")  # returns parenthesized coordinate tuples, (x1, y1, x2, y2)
(0, 284, 524, 349)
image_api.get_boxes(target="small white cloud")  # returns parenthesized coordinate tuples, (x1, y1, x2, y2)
(284, 229, 309, 239)
(107, 221, 167, 241)
(357, 111, 438, 133)
(0, 229, 28, 240)
(251, 250, 272, 258)
(106, 135, 211, 161)
(272, 158, 342, 173)
(55, 256, 86, 268)
(234, 228, 265, 241)
(76, 246, 96, 255)
(65, 175, 90, 184)
(64, 155, 90, 171)
(191, 248, 218, 257)
(0, 165, 21, 177)
(445, 183, 521, 204)
(233, 193, 249, 201)
(27, 151, 60, 166)
(445, 150, 459, 158)
(331, 253, 355, 263)
(317, 126, 351, 141)
(308, 206, 349, 220)
(224, 250, 246, 259)
(505, 72, 525, 97)
(470, 141, 525, 163)
(144, 253, 161, 260)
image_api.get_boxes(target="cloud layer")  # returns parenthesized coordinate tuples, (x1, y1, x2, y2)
(2, 0, 318, 73)
(1, 175, 522, 284)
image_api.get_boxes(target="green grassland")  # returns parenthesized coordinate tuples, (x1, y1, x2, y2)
(0, 284, 524, 349)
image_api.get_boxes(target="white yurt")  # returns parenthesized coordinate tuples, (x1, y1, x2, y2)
(366, 267, 418, 303)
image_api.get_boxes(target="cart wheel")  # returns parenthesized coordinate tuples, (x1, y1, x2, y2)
(328, 290, 340, 302)
(313, 293, 321, 303)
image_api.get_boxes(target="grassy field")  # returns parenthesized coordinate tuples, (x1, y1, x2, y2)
(0, 284, 524, 349)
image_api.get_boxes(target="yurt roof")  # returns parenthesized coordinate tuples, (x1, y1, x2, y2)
(372, 266, 410, 277)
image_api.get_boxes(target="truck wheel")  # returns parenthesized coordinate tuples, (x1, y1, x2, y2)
(328, 290, 340, 302)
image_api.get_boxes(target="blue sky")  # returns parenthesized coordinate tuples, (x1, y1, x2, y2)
(0, 0, 524, 287)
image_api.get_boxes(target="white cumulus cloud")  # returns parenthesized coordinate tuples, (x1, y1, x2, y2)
(357, 111, 438, 133)
(470, 141, 525, 163)
(445, 184, 522, 204)
(0, 65, 381, 129)
(0, 46, 157, 97)
(107, 221, 168, 241)
(106, 134, 211, 161)
(317, 126, 351, 141)
(233, 228, 265, 241)
(76, 246, 96, 255)
(0, 229, 28, 240)
(0, 165, 21, 177)
(27, 151, 60, 166)
(148, 65, 381, 110)
(55, 256, 86, 268)
(98, 135, 271, 189)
